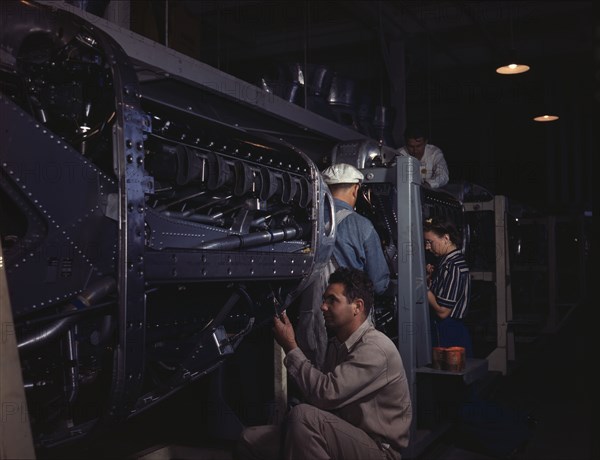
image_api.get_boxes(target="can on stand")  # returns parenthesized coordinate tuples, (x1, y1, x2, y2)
(445, 346, 466, 372)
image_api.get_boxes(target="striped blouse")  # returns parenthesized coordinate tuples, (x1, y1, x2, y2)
(430, 249, 470, 319)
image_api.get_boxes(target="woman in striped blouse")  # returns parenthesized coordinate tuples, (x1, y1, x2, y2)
(424, 217, 473, 358)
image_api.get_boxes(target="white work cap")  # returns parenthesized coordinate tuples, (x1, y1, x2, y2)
(321, 163, 364, 185)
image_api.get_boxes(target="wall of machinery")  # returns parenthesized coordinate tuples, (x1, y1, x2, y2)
(0, 0, 344, 449)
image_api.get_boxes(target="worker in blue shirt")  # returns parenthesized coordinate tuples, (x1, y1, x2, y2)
(296, 163, 390, 368)
(324, 163, 390, 294)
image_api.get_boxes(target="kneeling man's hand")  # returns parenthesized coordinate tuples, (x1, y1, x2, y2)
(273, 311, 298, 353)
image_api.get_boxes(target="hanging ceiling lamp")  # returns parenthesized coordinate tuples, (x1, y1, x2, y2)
(533, 79, 560, 122)
(496, 14, 529, 75)
(496, 61, 530, 75)
(533, 114, 559, 122)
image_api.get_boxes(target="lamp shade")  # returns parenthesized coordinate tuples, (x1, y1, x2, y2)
(533, 114, 559, 122)
(496, 62, 530, 75)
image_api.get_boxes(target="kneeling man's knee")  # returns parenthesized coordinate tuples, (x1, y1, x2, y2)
(288, 403, 319, 423)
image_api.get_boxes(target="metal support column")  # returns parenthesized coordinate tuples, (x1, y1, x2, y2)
(542, 215, 559, 333)
(464, 195, 514, 375)
(0, 244, 36, 460)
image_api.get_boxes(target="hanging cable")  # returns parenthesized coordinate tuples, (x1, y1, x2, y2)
(165, 0, 169, 48)
(376, 0, 388, 146)
(303, 1, 309, 109)
(427, 35, 433, 138)
(217, 4, 221, 70)
(378, 1, 385, 110)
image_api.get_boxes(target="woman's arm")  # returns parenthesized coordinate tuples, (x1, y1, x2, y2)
(427, 290, 451, 319)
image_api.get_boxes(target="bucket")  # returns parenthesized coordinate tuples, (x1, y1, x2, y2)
(445, 347, 466, 372)
(432, 347, 446, 370)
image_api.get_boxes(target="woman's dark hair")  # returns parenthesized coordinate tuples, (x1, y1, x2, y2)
(328, 267, 374, 315)
(423, 216, 462, 248)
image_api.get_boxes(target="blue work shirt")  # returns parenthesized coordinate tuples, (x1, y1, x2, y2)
(331, 199, 390, 295)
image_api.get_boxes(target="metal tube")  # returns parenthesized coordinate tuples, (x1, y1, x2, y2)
(18, 277, 117, 352)
(196, 226, 301, 251)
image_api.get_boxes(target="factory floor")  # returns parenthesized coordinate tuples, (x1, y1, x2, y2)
(42, 303, 591, 460)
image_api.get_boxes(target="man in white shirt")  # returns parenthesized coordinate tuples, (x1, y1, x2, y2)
(396, 125, 449, 189)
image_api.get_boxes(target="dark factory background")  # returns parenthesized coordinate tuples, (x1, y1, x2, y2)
(1, 1, 593, 459)
(127, 0, 593, 215)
